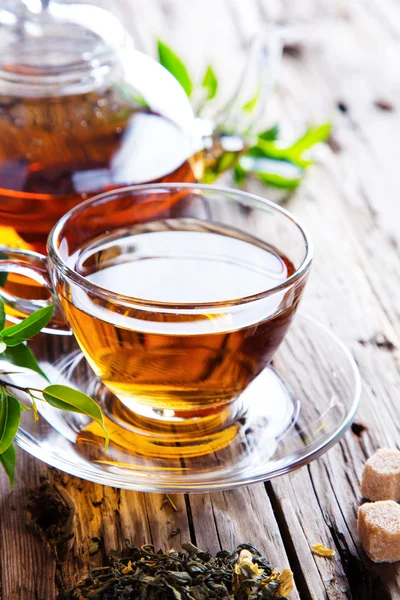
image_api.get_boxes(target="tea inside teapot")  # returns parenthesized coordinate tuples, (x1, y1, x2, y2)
(0, 0, 201, 254)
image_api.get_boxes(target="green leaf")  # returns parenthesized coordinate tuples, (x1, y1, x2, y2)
(0, 443, 16, 488)
(0, 391, 21, 454)
(0, 296, 5, 330)
(289, 122, 332, 154)
(43, 385, 109, 449)
(1, 344, 49, 381)
(201, 65, 218, 100)
(233, 163, 248, 186)
(256, 172, 302, 189)
(157, 40, 193, 97)
(249, 122, 331, 172)
(2, 304, 54, 346)
(258, 124, 280, 142)
(30, 397, 39, 421)
(202, 151, 239, 184)
(253, 141, 314, 169)
(241, 85, 261, 114)
(114, 83, 149, 108)
(238, 153, 304, 190)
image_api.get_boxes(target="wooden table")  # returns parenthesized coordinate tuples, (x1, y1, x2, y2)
(2, 1, 400, 598)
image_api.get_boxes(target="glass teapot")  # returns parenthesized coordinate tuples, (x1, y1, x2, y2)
(0, 0, 282, 254)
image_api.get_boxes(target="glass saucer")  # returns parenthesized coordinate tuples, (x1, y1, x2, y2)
(8, 314, 360, 492)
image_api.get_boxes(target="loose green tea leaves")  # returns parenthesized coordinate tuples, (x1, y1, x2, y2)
(0, 443, 16, 487)
(26, 480, 75, 559)
(0, 389, 21, 454)
(43, 385, 109, 449)
(2, 343, 49, 381)
(59, 542, 293, 599)
(157, 40, 193, 97)
(170, 527, 181, 537)
(201, 65, 218, 100)
(89, 537, 102, 556)
(1, 304, 54, 346)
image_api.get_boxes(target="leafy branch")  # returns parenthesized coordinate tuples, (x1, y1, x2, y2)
(157, 40, 331, 191)
(0, 298, 108, 487)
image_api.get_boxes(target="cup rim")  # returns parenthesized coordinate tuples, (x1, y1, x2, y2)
(48, 183, 313, 309)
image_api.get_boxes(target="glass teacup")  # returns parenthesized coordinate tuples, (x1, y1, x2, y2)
(0, 184, 312, 456)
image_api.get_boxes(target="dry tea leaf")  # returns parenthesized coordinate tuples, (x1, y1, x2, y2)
(170, 527, 181, 537)
(122, 560, 133, 574)
(374, 99, 394, 112)
(60, 542, 293, 599)
(277, 569, 295, 597)
(312, 543, 336, 557)
(88, 537, 101, 556)
(161, 493, 178, 512)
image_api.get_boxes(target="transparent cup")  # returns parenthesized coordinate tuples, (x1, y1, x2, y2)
(0, 183, 312, 455)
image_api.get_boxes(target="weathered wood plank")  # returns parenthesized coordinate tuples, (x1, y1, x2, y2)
(0, 452, 58, 600)
(253, 2, 400, 597)
(189, 486, 301, 599)
(1, 1, 400, 599)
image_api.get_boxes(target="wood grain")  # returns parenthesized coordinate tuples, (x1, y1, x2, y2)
(0, 1, 399, 599)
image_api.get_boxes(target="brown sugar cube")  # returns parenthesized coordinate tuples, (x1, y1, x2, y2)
(361, 448, 400, 501)
(358, 501, 400, 563)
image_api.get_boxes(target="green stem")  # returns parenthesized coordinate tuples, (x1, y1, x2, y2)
(0, 379, 43, 395)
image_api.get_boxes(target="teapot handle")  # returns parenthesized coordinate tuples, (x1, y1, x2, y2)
(0, 246, 69, 335)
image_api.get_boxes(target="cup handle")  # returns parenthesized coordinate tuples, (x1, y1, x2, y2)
(0, 246, 70, 334)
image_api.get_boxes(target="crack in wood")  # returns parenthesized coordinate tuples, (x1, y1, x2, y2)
(321, 462, 392, 599)
(143, 494, 154, 546)
(358, 334, 397, 352)
(184, 494, 197, 546)
(351, 423, 368, 438)
(210, 496, 223, 551)
(265, 481, 321, 600)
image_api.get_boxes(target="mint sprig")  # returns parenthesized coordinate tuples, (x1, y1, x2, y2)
(0, 297, 109, 486)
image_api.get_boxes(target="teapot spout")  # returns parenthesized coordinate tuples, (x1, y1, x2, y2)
(217, 23, 284, 138)
(198, 24, 284, 183)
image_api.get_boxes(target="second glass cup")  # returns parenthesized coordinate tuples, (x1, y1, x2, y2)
(0, 184, 312, 454)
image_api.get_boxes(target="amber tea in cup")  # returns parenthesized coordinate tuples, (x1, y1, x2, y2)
(63, 221, 295, 415)
(0, 184, 312, 455)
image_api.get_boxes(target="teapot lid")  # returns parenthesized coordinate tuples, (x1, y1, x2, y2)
(0, 0, 131, 96)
